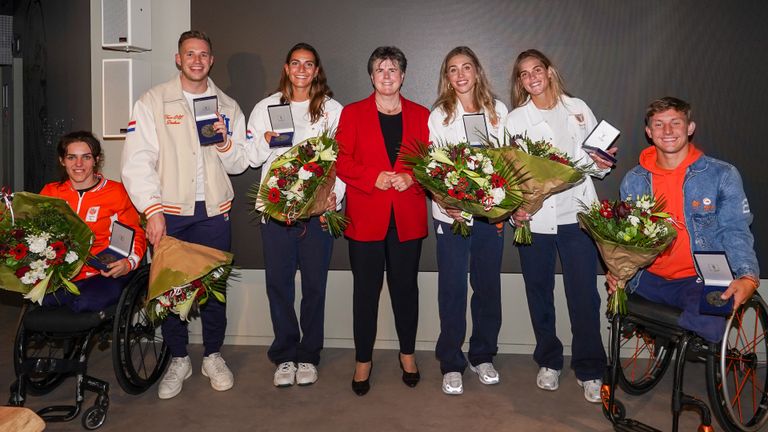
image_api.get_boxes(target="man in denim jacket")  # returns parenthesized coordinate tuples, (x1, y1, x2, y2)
(606, 97, 759, 342)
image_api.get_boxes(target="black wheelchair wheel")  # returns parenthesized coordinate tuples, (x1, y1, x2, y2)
(13, 307, 80, 396)
(111, 265, 170, 394)
(614, 316, 675, 395)
(706, 295, 768, 432)
(81, 405, 107, 430)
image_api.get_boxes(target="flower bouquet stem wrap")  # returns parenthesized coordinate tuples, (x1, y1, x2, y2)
(488, 133, 596, 245)
(249, 131, 348, 238)
(577, 195, 677, 315)
(401, 141, 525, 236)
(147, 236, 234, 322)
(0, 192, 93, 304)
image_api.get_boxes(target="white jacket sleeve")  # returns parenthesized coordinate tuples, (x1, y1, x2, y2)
(121, 99, 163, 217)
(216, 106, 250, 175)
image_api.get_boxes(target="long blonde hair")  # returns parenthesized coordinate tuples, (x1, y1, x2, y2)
(433, 46, 498, 127)
(510, 49, 570, 109)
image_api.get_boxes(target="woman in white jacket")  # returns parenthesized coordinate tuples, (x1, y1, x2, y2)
(428, 46, 508, 395)
(247, 42, 344, 388)
(504, 49, 616, 403)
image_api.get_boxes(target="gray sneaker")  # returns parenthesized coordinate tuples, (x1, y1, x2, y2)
(296, 363, 318, 386)
(536, 367, 561, 391)
(158, 356, 192, 399)
(442, 372, 463, 395)
(577, 378, 602, 403)
(273, 362, 297, 387)
(469, 362, 500, 385)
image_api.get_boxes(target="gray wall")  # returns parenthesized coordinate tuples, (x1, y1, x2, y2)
(193, 0, 767, 275)
(17, 0, 92, 191)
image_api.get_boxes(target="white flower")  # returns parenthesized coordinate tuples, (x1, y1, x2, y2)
(21, 272, 39, 285)
(444, 171, 460, 187)
(427, 160, 438, 169)
(298, 167, 313, 180)
(466, 157, 478, 170)
(627, 215, 640, 227)
(318, 147, 336, 161)
(26, 233, 51, 254)
(491, 187, 506, 205)
(29, 259, 48, 271)
(44, 246, 56, 260)
(286, 189, 304, 202)
(482, 160, 494, 175)
(643, 223, 662, 239)
(636, 196, 654, 211)
(64, 251, 78, 264)
(266, 176, 278, 188)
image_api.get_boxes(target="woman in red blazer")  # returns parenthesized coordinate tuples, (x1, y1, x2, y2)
(336, 46, 429, 396)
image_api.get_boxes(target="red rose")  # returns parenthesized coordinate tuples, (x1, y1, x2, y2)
(14, 266, 30, 278)
(277, 178, 288, 189)
(475, 189, 485, 199)
(11, 228, 25, 240)
(314, 166, 324, 177)
(268, 187, 281, 203)
(11, 243, 27, 260)
(191, 279, 203, 288)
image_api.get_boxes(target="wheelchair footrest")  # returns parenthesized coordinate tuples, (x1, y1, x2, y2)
(613, 418, 663, 432)
(37, 404, 81, 422)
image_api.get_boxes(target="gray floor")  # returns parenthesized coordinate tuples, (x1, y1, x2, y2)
(1, 291, 714, 432)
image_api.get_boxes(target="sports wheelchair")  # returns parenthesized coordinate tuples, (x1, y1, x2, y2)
(7, 265, 170, 430)
(602, 293, 768, 432)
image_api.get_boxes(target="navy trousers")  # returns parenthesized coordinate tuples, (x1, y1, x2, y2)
(635, 271, 726, 343)
(518, 223, 606, 381)
(261, 217, 333, 365)
(43, 273, 132, 313)
(434, 219, 504, 374)
(348, 227, 422, 363)
(162, 202, 230, 358)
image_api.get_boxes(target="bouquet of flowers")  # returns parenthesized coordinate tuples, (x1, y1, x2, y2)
(0, 191, 93, 304)
(147, 236, 234, 322)
(249, 131, 348, 237)
(402, 141, 525, 236)
(577, 195, 677, 315)
(489, 133, 598, 244)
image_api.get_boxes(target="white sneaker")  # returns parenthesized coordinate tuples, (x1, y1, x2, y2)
(577, 378, 602, 403)
(536, 367, 561, 391)
(469, 362, 500, 385)
(273, 361, 297, 387)
(158, 356, 192, 399)
(201, 353, 234, 392)
(442, 372, 463, 395)
(296, 363, 318, 386)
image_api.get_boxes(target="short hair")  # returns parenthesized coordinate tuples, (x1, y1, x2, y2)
(178, 30, 212, 53)
(367, 46, 407, 75)
(645, 97, 692, 125)
(57, 131, 103, 182)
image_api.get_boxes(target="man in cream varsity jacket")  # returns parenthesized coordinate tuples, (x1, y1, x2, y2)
(121, 30, 249, 400)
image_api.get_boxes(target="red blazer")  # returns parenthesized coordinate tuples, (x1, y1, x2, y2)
(336, 93, 429, 242)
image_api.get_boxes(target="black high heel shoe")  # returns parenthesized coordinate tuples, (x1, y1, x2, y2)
(351, 363, 373, 396)
(399, 354, 420, 387)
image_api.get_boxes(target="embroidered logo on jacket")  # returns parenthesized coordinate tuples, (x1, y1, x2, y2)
(165, 114, 184, 125)
(85, 206, 100, 222)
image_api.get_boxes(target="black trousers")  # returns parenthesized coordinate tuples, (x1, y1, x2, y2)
(348, 227, 422, 362)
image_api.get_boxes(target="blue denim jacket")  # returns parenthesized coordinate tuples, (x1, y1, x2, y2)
(620, 154, 759, 292)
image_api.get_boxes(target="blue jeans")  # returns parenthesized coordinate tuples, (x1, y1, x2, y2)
(434, 219, 504, 374)
(261, 217, 333, 365)
(42, 273, 132, 313)
(635, 271, 726, 343)
(162, 202, 231, 358)
(518, 223, 606, 381)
